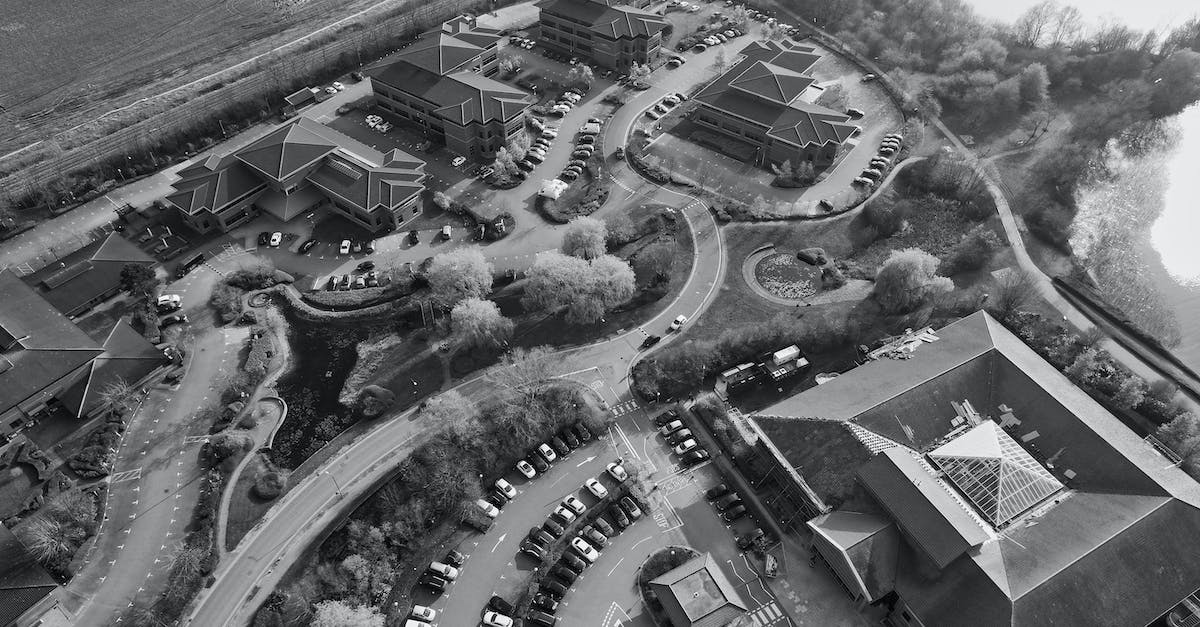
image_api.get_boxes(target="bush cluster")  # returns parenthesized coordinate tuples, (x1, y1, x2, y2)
(67, 416, 125, 478)
(149, 470, 224, 622)
(254, 471, 285, 500)
(244, 327, 275, 380)
(210, 283, 243, 323)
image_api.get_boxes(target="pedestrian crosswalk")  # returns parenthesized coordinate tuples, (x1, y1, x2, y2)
(748, 602, 787, 626)
(610, 399, 639, 417)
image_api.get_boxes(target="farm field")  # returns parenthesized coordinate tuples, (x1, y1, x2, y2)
(0, 0, 412, 154)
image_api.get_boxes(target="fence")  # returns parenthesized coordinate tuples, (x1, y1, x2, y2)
(0, 0, 495, 199)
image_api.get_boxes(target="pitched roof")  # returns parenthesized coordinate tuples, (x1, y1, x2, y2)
(752, 310, 1200, 626)
(166, 154, 266, 215)
(648, 554, 749, 627)
(0, 270, 103, 417)
(808, 511, 899, 602)
(399, 31, 489, 75)
(368, 63, 533, 126)
(539, 0, 667, 39)
(0, 525, 59, 626)
(235, 121, 340, 181)
(73, 320, 167, 417)
(695, 40, 857, 148)
(24, 233, 156, 316)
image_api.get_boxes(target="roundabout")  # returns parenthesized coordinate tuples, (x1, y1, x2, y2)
(742, 245, 823, 305)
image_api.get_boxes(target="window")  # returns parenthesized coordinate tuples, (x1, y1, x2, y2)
(412, 206, 421, 217)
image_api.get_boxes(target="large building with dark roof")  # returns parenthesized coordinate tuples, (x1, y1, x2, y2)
(23, 232, 156, 318)
(368, 17, 534, 161)
(0, 270, 167, 443)
(165, 117, 427, 234)
(647, 553, 749, 627)
(747, 310, 1200, 627)
(537, 0, 666, 71)
(692, 40, 858, 169)
(0, 525, 69, 627)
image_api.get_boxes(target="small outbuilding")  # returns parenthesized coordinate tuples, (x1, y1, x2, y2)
(648, 553, 749, 627)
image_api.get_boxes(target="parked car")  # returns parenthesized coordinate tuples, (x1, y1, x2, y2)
(560, 552, 587, 573)
(543, 518, 565, 538)
(495, 478, 517, 500)
(846, 107, 865, 117)
(550, 436, 570, 456)
(593, 516, 615, 537)
(532, 593, 560, 613)
(257, 232, 271, 246)
(356, 261, 376, 272)
(489, 596, 515, 616)
(560, 429, 580, 449)
(530, 526, 554, 546)
(477, 499, 500, 519)
(427, 561, 459, 580)
(607, 462, 628, 482)
(353, 275, 366, 289)
(365, 271, 378, 288)
(682, 450, 710, 466)
(552, 504, 577, 524)
(668, 429, 693, 445)
(411, 605, 437, 621)
(298, 238, 317, 253)
(444, 549, 466, 566)
(737, 528, 766, 549)
(673, 439, 699, 455)
(706, 484, 730, 500)
(156, 294, 182, 314)
(609, 505, 631, 529)
(160, 314, 188, 328)
(560, 170, 579, 182)
(577, 135, 595, 145)
(517, 459, 537, 479)
(669, 315, 688, 331)
(715, 493, 743, 511)
(562, 495, 587, 515)
(572, 149, 594, 159)
(582, 525, 608, 547)
(571, 537, 600, 563)
(620, 497, 643, 519)
(585, 478, 609, 499)
(722, 504, 748, 521)
(541, 579, 569, 599)
(441, 225, 453, 240)
(861, 73, 877, 81)
(614, 146, 625, 160)
(339, 239, 351, 254)
(529, 454, 550, 473)
(351, 241, 363, 254)
(538, 443, 557, 463)
(659, 420, 684, 436)
(573, 423, 593, 442)
(482, 610, 514, 627)
(550, 564, 577, 584)
(418, 573, 447, 592)
(653, 411, 678, 427)
(451, 155, 467, 167)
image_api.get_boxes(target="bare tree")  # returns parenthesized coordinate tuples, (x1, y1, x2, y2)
(487, 347, 557, 405)
(17, 517, 73, 564)
(425, 249, 494, 307)
(1048, 4, 1084, 46)
(450, 298, 514, 348)
(1012, 0, 1058, 47)
(98, 377, 135, 413)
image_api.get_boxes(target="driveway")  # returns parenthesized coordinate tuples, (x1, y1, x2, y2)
(426, 439, 622, 627)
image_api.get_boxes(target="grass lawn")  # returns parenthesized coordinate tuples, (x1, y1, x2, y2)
(224, 453, 277, 551)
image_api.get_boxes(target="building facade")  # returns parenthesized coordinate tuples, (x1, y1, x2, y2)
(165, 118, 427, 234)
(693, 40, 858, 169)
(369, 17, 533, 161)
(537, 0, 666, 70)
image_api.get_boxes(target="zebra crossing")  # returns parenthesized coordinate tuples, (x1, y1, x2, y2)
(747, 602, 788, 626)
(610, 399, 640, 417)
(108, 468, 142, 484)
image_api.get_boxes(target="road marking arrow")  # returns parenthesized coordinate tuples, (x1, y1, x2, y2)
(576, 455, 597, 467)
(491, 533, 507, 552)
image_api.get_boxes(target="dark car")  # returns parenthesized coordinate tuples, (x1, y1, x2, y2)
(520, 539, 546, 561)
(543, 519, 565, 538)
(528, 609, 559, 626)
(489, 595, 515, 615)
(444, 549, 467, 566)
(621, 497, 643, 519)
(517, 159, 535, 171)
(408, 230, 420, 245)
(573, 423, 593, 442)
(257, 232, 270, 246)
(652, 412, 677, 427)
(418, 573, 447, 592)
(592, 517, 614, 537)
(609, 505, 630, 529)
(705, 484, 730, 500)
(532, 593, 560, 613)
(529, 454, 549, 473)
(160, 314, 188, 328)
(737, 528, 766, 550)
(682, 450, 710, 466)
(583, 526, 608, 547)
(560, 429, 580, 449)
(299, 239, 318, 253)
(550, 565, 578, 584)
(541, 579, 568, 599)
(529, 527, 554, 546)
(363, 239, 376, 253)
(715, 494, 742, 511)
(640, 335, 662, 349)
(351, 71, 365, 81)
(487, 491, 507, 509)
(722, 505, 748, 522)
(550, 436, 570, 457)
(356, 261, 376, 272)
(560, 553, 586, 573)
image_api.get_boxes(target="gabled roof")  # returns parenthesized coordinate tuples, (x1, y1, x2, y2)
(24, 233, 156, 316)
(808, 511, 899, 602)
(752, 311, 1200, 626)
(0, 525, 59, 626)
(648, 554, 749, 627)
(165, 154, 265, 216)
(439, 15, 502, 49)
(539, 0, 667, 39)
(235, 122, 339, 181)
(368, 62, 533, 126)
(399, 31, 487, 75)
(0, 270, 104, 417)
(695, 39, 857, 148)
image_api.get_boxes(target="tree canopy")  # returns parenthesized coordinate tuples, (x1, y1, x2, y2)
(523, 252, 635, 324)
(561, 216, 608, 260)
(426, 249, 494, 307)
(451, 297, 514, 348)
(872, 248, 953, 314)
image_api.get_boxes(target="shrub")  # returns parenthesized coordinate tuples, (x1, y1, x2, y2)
(225, 259, 279, 290)
(863, 195, 910, 237)
(358, 385, 397, 418)
(873, 248, 954, 314)
(210, 283, 243, 323)
(199, 433, 251, 469)
(244, 328, 274, 380)
(254, 471, 285, 500)
(945, 225, 1003, 273)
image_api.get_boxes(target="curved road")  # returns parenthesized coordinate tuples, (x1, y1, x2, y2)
(188, 42, 732, 626)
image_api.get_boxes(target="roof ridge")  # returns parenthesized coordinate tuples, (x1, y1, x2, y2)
(845, 342, 997, 429)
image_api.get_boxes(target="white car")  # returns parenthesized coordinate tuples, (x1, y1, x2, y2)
(376, 122, 392, 133)
(688, 4, 700, 11)
(483, 611, 514, 627)
(517, 459, 537, 479)
(339, 239, 351, 255)
(411, 605, 437, 621)
(324, 86, 338, 94)
(585, 478, 609, 498)
(451, 155, 467, 167)
(571, 537, 600, 563)
(669, 315, 688, 331)
(269, 232, 282, 247)
(538, 443, 557, 463)
(428, 561, 460, 580)
(553, 504, 577, 523)
(562, 495, 587, 515)
(156, 294, 181, 310)
(607, 462, 628, 482)
(673, 438, 699, 455)
(662, 95, 680, 106)
(495, 478, 517, 500)
(477, 498, 500, 518)
(332, 81, 345, 91)
(541, 129, 559, 140)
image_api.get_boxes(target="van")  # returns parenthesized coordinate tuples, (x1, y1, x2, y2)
(441, 225, 453, 240)
(428, 561, 460, 580)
